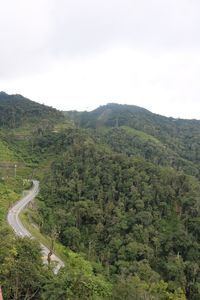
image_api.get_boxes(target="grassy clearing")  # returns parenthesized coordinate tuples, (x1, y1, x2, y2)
(121, 125, 162, 144)
(54, 119, 74, 131)
(0, 140, 17, 162)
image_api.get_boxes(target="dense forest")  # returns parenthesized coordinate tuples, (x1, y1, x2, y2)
(0, 92, 63, 128)
(34, 128, 200, 299)
(2, 94, 200, 299)
(67, 104, 200, 174)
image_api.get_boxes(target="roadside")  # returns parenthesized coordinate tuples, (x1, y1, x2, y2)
(7, 180, 65, 273)
(20, 208, 68, 265)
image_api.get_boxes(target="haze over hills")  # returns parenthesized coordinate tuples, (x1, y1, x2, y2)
(1, 93, 200, 299)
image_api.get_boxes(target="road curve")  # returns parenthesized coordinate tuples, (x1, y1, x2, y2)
(7, 180, 64, 274)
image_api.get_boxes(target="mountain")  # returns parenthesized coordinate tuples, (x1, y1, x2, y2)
(67, 103, 200, 176)
(2, 98, 200, 299)
(0, 92, 66, 187)
(0, 96, 112, 300)
(29, 102, 200, 299)
(68, 102, 199, 131)
(0, 92, 63, 128)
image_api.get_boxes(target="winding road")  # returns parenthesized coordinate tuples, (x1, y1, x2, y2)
(7, 180, 64, 274)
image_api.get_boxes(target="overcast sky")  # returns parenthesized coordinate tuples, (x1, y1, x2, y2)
(1, 0, 200, 118)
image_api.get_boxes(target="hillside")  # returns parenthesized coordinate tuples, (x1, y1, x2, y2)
(0, 92, 63, 129)
(67, 103, 200, 176)
(2, 98, 200, 299)
(0, 96, 113, 300)
(29, 103, 200, 299)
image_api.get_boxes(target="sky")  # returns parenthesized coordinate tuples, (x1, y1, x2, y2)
(1, 0, 200, 119)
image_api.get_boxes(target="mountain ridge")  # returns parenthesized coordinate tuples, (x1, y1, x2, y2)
(0, 92, 63, 129)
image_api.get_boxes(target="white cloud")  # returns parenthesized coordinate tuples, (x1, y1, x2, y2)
(2, 47, 200, 119)
(1, 0, 200, 118)
(0, 0, 54, 77)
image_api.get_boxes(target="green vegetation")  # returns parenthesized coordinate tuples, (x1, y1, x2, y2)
(36, 133, 199, 299)
(0, 94, 111, 299)
(68, 103, 200, 176)
(0, 91, 63, 128)
(2, 94, 200, 299)
(0, 226, 111, 300)
(0, 178, 20, 222)
(0, 140, 16, 161)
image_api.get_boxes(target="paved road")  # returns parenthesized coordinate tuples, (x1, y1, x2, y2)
(7, 180, 64, 274)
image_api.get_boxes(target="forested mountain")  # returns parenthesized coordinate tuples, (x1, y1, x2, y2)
(68, 103, 200, 171)
(0, 92, 63, 128)
(0, 95, 111, 299)
(34, 127, 199, 300)
(2, 98, 200, 299)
